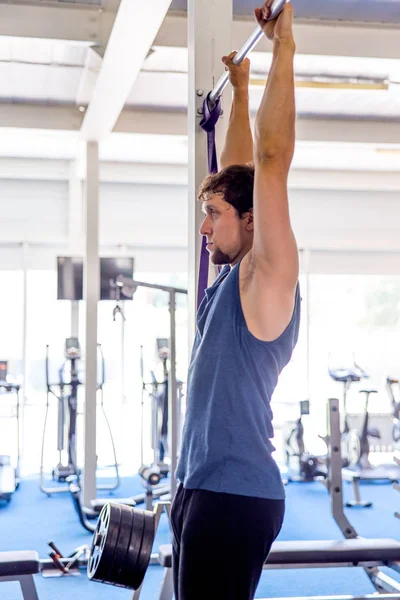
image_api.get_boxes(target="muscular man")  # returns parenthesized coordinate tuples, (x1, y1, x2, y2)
(172, 3, 299, 599)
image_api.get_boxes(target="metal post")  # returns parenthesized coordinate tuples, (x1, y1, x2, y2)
(83, 141, 99, 508)
(187, 0, 232, 346)
(71, 301, 79, 338)
(169, 290, 178, 500)
(327, 398, 357, 539)
(115, 277, 187, 500)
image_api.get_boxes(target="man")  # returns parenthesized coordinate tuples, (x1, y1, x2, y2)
(172, 2, 300, 599)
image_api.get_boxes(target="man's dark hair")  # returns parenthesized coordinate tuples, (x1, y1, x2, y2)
(198, 164, 254, 219)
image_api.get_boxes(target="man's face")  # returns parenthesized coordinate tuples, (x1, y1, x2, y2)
(200, 192, 249, 266)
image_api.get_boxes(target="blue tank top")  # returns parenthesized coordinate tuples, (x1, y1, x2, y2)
(176, 260, 301, 499)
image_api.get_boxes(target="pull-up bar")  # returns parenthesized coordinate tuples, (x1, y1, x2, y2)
(208, 0, 289, 107)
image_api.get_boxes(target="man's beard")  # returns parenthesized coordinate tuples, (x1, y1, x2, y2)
(210, 246, 231, 266)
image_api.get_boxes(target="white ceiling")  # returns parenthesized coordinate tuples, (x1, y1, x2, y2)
(1, 38, 399, 118)
(0, 0, 399, 166)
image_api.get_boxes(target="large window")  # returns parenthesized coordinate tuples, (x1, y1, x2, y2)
(25, 270, 71, 404)
(0, 270, 24, 377)
(23, 270, 71, 475)
(0, 270, 24, 465)
(307, 275, 400, 450)
(77, 271, 189, 474)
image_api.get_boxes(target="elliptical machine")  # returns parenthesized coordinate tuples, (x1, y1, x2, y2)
(285, 400, 327, 482)
(135, 339, 184, 510)
(0, 361, 21, 503)
(40, 338, 119, 496)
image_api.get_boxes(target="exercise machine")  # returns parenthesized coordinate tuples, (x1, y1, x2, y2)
(329, 358, 400, 507)
(133, 340, 185, 510)
(386, 376, 400, 443)
(284, 399, 327, 482)
(0, 361, 21, 503)
(40, 338, 119, 496)
(328, 359, 383, 468)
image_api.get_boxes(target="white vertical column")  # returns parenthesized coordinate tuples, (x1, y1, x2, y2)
(169, 290, 178, 500)
(187, 0, 232, 344)
(83, 141, 100, 507)
(69, 160, 83, 339)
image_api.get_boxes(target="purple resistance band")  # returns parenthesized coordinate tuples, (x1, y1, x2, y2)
(197, 92, 222, 308)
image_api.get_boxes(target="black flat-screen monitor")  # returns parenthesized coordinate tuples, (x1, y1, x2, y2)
(57, 257, 134, 301)
(100, 257, 134, 300)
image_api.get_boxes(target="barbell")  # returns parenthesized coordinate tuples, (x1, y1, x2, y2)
(87, 501, 164, 591)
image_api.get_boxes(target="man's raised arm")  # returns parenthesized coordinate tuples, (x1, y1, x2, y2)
(252, 2, 298, 285)
(219, 53, 254, 169)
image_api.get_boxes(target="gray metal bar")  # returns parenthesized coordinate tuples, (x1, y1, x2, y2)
(71, 301, 79, 338)
(0, 575, 40, 600)
(83, 140, 99, 508)
(158, 568, 174, 600)
(115, 276, 186, 501)
(327, 398, 358, 539)
(208, 0, 288, 106)
(367, 570, 400, 594)
(117, 276, 187, 296)
(169, 289, 178, 501)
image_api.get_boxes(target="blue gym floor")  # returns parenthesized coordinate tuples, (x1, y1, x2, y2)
(1, 475, 400, 599)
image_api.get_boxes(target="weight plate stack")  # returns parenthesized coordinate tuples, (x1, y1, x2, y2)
(87, 503, 156, 590)
(110, 503, 135, 587)
(119, 507, 146, 589)
(131, 509, 156, 590)
(87, 503, 123, 584)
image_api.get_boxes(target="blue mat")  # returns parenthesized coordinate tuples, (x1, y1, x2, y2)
(1, 475, 400, 599)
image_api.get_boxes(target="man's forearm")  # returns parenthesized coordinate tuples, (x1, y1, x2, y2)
(220, 88, 254, 169)
(254, 40, 295, 168)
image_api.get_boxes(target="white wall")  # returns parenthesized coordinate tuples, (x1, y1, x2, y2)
(291, 188, 400, 252)
(0, 165, 400, 274)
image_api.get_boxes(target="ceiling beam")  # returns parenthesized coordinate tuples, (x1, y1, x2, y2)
(0, 104, 84, 130)
(81, 0, 173, 141)
(156, 13, 400, 60)
(0, 2, 118, 51)
(1, 4, 399, 61)
(2, 103, 400, 145)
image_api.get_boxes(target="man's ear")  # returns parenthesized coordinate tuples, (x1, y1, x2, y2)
(245, 208, 254, 231)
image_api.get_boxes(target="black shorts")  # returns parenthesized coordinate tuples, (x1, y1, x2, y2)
(170, 483, 285, 600)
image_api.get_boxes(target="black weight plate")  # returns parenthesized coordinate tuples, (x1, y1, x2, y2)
(87, 502, 115, 582)
(88, 503, 122, 583)
(109, 504, 135, 587)
(118, 507, 146, 589)
(131, 509, 155, 590)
